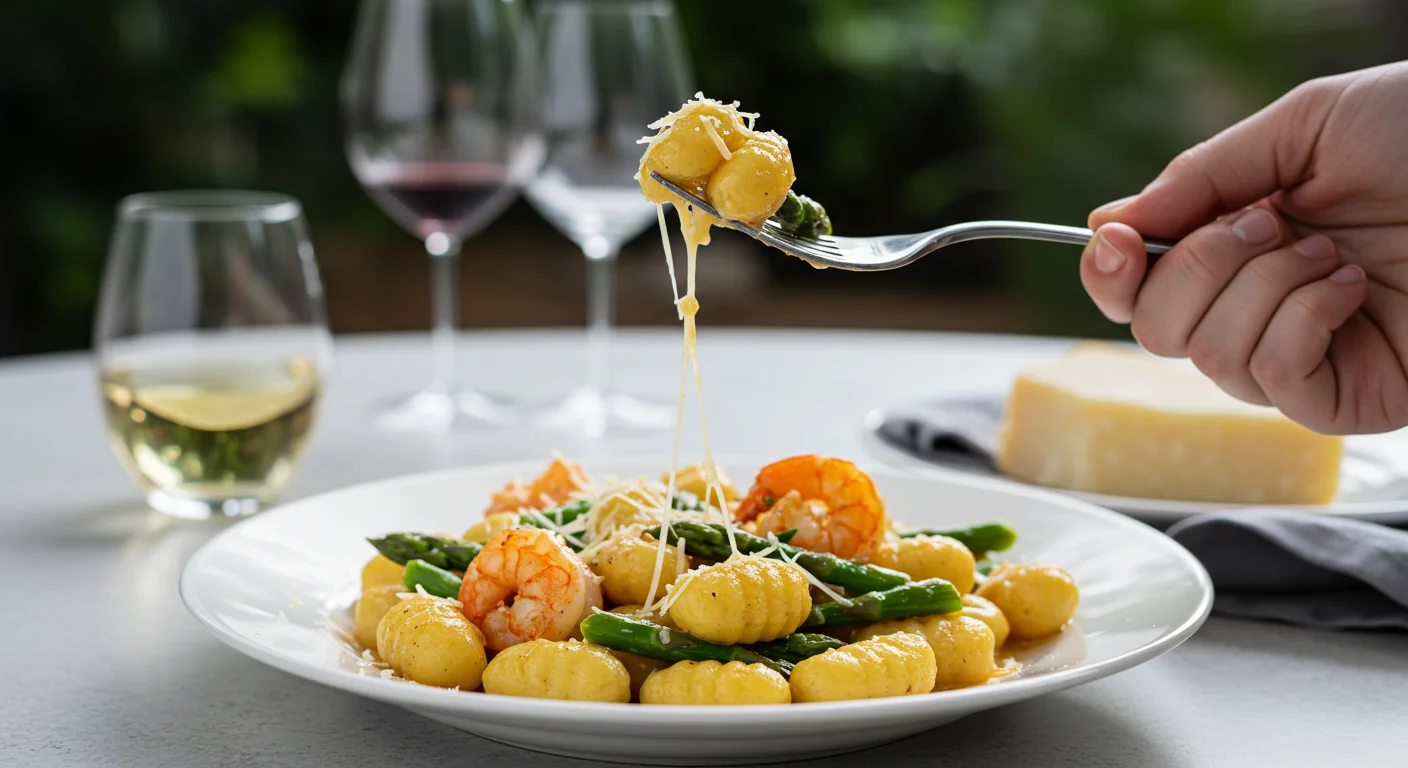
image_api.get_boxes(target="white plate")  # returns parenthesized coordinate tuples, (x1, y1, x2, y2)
(863, 405, 1408, 526)
(181, 457, 1212, 766)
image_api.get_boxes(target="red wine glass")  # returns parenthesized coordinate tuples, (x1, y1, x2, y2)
(343, 0, 541, 430)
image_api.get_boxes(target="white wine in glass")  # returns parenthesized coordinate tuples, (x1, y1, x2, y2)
(343, 0, 541, 431)
(94, 192, 332, 519)
(524, 0, 693, 436)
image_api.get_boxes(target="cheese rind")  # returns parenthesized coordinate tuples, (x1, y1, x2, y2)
(995, 344, 1343, 504)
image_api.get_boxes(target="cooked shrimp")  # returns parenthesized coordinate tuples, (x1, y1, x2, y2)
(458, 528, 603, 651)
(484, 458, 592, 517)
(734, 455, 886, 561)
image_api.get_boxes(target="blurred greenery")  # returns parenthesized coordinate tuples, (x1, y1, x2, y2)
(0, 0, 1397, 355)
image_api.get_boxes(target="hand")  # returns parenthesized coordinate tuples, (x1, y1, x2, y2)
(1080, 62, 1408, 435)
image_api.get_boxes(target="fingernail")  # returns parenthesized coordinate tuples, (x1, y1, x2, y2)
(1293, 236, 1335, 260)
(1230, 208, 1278, 246)
(1094, 194, 1137, 214)
(1093, 235, 1126, 274)
(1330, 265, 1363, 285)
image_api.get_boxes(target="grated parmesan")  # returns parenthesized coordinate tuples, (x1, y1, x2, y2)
(636, 93, 773, 614)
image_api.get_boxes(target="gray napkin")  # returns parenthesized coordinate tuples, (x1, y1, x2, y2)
(1167, 509, 1408, 630)
(876, 396, 1408, 630)
(873, 396, 1003, 471)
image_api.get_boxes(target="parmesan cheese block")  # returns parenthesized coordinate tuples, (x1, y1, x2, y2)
(995, 343, 1342, 504)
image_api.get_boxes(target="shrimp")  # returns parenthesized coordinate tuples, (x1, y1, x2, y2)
(734, 455, 887, 561)
(484, 457, 592, 517)
(458, 527, 603, 651)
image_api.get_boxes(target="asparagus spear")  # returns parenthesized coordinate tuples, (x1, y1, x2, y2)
(772, 191, 806, 231)
(770, 191, 833, 238)
(899, 523, 1017, 554)
(794, 195, 832, 238)
(402, 559, 462, 599)
(368, 533, 483, 571)
(644, 521, 907, 593)
(803, 578, 962, 628)
(579, 611, 792, 677)
(516, 498, 592, 529)
(743, 633, 845, 664)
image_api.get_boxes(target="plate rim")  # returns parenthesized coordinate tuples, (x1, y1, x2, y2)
(860, 404, 1408, 525)
(180, 454, 1214, 726)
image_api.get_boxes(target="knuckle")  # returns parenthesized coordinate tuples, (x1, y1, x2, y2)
(1248, 348, 1296, 390)
(1187, 334, 1234, 381)
(1130, 316, 1182, 358)
(1175, 238, 1224, 285)
(1242, 253, 1288, 288)
(1168, 141, 1212, 175)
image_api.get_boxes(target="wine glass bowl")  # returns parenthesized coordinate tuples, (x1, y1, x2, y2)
(524, 0, 693, 436)
(342, 0, 539, 431)
(94, 191, 331, 520)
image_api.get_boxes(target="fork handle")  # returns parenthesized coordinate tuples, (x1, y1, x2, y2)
(939, 221, 1173, 256)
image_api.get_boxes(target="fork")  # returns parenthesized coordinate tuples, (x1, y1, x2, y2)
(650, 172, 1173, 271)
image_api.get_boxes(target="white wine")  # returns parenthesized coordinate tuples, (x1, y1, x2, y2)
(102, 359, 320, 516)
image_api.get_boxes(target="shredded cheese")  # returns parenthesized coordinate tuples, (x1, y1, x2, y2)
(635, 93, 774, 615)
(700, 117, 732, 160)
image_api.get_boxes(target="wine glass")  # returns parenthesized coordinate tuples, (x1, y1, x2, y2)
(524, 0, 693, 436)
(94, 191, 332, 519)
(342, 0, 541, 431)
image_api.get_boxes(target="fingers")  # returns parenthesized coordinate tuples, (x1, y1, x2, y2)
(1248, 265, 1368, 432)
(1089, 78, 1340, 239)
(1128, 206, 1286, 358)
(1079, 223, 1149, 323)
(1186, 235, 1342, 405)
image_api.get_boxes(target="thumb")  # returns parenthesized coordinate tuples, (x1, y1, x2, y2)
(1089, 79, 1336, 239)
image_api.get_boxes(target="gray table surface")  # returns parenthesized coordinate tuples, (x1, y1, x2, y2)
(3, 329, 1406, 768)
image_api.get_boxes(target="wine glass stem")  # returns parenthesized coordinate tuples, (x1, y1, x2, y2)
(584, 236, 619, 397)
(427, 233, 463, 394)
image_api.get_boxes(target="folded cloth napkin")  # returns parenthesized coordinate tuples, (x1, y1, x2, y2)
(873, 396, 1003, 471)
(1167, 509, 1408, 630)
(876, 395, 1408, 630)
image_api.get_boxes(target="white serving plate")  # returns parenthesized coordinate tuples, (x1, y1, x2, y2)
(181, 457, 1212, 765)
(863, 405, 1408, 526)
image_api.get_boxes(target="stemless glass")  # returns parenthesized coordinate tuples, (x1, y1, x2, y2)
(342, 0, 541, 432)
(94, 192, 332, 520)
(525, 0, 693, 436)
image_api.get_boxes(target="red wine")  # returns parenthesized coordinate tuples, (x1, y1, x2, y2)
(357, 163, 515, 240)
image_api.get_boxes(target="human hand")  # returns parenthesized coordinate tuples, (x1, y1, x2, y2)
(1080, 62, 1408, 435)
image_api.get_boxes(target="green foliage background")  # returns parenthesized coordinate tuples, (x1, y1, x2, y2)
(0, 0, 1395, 354)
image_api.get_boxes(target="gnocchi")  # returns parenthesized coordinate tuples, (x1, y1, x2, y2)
(667, 557, 811, 644)
(587, 484, 667, 541)
(376, 595, 487, 690)
(640, 661, 790, 705)
(356, 449, 1080, 705)
(353, 583, 404, 650)
(871, 534, 976, 594)
(976, 563, 1079, 641)
(789, 633, 937, 702)
(463, 512, 520, 544)
(856, 614, 996, 688)
(590, 535, 684, 607)
(361, 554, 405, 591)
(706, 133, 795, 224)
(959, 594, 1010, 648)
(664, 463, 739, 509)
(482, 639, 630, 702)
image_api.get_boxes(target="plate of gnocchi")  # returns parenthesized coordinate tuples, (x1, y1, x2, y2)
(181, 454, 1212, 765)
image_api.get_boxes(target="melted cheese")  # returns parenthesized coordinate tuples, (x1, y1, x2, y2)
(995, 343, 1343, 504)
(636, 94, 775, 612)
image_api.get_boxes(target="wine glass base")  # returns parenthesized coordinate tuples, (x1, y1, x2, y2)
(146, 490, 265, 520)
(374, 388, 518, 432)
(532, 387, 674, 437)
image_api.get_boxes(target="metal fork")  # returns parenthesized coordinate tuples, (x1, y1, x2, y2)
(650, 172, 1173, 271)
